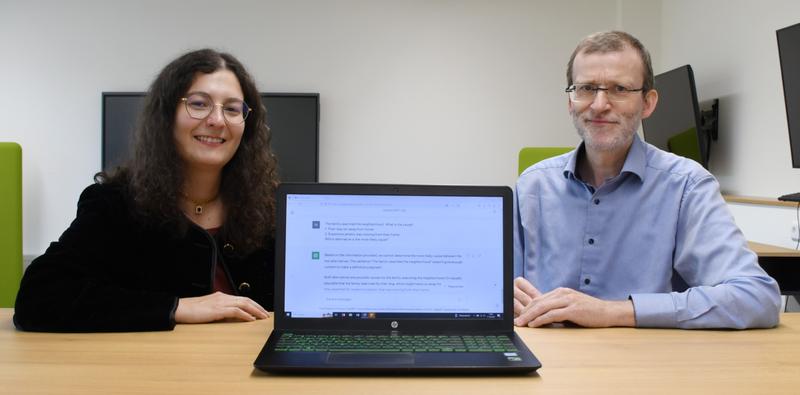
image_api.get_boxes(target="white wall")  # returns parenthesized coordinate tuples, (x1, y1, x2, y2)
(660, 0, 800, 196)
(2, 0, 666, 256)
(6, 0, 795, 254)
(659, 0, 800, 246)
(728, 203, 798, 249)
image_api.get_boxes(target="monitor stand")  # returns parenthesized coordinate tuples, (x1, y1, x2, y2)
(778, 192, 800, 202)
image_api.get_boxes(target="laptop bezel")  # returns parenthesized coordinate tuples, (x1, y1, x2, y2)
(272, 182, 514, 333)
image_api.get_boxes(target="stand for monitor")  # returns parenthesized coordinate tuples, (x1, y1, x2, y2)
(700, 100, 719, 141)
(699, 99, 719, 165)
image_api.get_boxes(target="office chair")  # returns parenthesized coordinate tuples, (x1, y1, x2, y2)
(667, 127, 704, 165)
(0, 142, 23, 307)
(518, 147, 573, 175)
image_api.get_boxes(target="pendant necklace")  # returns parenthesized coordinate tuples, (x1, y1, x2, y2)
(182, 193, 217, 215)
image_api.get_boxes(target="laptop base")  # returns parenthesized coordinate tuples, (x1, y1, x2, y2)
(254, 330, 540, 374)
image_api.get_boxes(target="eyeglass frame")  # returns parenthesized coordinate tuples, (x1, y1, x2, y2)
(180, 92, 252, 124)
(565, 83, 646, 103)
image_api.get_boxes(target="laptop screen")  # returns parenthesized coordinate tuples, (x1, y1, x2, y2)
(282, 193, 504, 320)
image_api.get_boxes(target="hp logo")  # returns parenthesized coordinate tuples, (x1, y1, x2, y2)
(390, 321, 399, 329)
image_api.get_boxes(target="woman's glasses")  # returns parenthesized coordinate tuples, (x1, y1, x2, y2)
(181, 92, 251, 124)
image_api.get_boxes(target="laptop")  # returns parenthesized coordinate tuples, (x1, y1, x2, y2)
(254, 183, 541, 373)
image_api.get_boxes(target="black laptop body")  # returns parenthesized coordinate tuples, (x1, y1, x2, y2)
(253, 183, 541, 373)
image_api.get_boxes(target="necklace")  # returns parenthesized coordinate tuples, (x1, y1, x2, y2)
(182, 193, 218, 215)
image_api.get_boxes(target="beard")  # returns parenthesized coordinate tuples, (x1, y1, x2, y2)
(571, 108, 641, 153)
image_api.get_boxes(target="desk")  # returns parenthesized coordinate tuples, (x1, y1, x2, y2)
(750, 241, 800, 294)
(1, 309, 800, 394)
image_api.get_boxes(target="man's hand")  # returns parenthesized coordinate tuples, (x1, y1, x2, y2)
(175, 292, 270, 324)
(513, 284, 635, 328)
(514, 277, 542, 318)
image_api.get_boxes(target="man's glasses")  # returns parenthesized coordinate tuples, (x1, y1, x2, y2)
(565, 83, 645, 103)
(181, 92, 251, 124)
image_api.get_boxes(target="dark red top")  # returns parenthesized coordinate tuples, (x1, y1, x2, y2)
(207, 227, 235, 295)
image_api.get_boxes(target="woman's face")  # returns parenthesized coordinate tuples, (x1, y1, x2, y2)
(173, 69, 247, 173)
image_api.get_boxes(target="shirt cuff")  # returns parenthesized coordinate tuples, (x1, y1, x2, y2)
(629, 293, 678, 328)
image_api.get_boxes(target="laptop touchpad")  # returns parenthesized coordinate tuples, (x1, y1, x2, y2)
(327, 352, 415, 365)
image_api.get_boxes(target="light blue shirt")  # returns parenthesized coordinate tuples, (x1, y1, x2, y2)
(513, 135, 780, 329)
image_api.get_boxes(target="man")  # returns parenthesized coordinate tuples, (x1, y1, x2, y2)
(513, 31, 780, 329)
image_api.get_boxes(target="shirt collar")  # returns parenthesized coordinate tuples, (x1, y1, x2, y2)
(621, 134, 647, 181)
(563, 144, 582, 180)
(562, 134, 647, 182)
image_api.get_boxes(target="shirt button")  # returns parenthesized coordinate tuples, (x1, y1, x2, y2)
(588, 238, 595, 245)
(223, 243, 235, 255)
(584, 278, 591, 285)
(594, 199, 600, 205)
(238, 282, 251, 294)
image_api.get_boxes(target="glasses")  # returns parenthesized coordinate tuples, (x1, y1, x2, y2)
(565, 83, 645, 103)
(181, 92, 251, 124)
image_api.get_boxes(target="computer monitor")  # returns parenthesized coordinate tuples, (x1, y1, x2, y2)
(777, 22, 800, 201)
(778, 23, 800, 168)
(642, 65, 716, 169)
(102, 92, 320, 182)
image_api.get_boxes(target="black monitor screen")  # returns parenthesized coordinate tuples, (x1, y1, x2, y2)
(778, 22, 800, 168)
(642, 65, 707, 168)
(102, 92, 320, 182)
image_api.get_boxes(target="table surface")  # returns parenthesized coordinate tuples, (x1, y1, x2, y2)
(749, 241, 800, 257)
(724, 194, 799, 208)
(2, 309, 800, 395)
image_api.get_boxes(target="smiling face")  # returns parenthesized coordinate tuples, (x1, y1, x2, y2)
(568, 45, 657, 153)
(173, 69, 246, 172)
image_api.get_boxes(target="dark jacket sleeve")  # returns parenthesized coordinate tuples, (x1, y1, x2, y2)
(14, 184, 178, 332)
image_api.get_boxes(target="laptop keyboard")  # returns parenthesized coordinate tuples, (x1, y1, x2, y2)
(274, 333, 519, 353)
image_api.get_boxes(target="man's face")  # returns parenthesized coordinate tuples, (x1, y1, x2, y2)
(568, 46, 657, 153)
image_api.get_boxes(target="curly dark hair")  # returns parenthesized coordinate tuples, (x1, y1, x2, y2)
(98, 49, 279, 253)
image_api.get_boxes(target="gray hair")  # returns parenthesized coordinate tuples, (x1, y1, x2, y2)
(566, 31, 654, 92)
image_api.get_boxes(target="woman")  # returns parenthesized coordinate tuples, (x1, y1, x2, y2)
(14, 49, 279, 332)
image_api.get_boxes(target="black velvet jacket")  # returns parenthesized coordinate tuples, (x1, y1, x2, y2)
(14, 183, 275, 332)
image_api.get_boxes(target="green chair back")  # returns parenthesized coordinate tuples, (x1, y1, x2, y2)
(518, 147, 572, 175)
(667, 127, 704, 165)
(0, 142, 22, 307)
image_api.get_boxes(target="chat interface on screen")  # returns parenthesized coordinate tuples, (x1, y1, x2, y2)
(283, 193, 504, 319)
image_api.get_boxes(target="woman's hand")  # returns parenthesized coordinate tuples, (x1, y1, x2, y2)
(175, 292, 270, 324)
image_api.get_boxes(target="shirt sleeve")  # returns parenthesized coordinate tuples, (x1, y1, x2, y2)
(513, 186, 525, 279)
(13, 184, 178, 332)
(630, 175, 781, 329)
